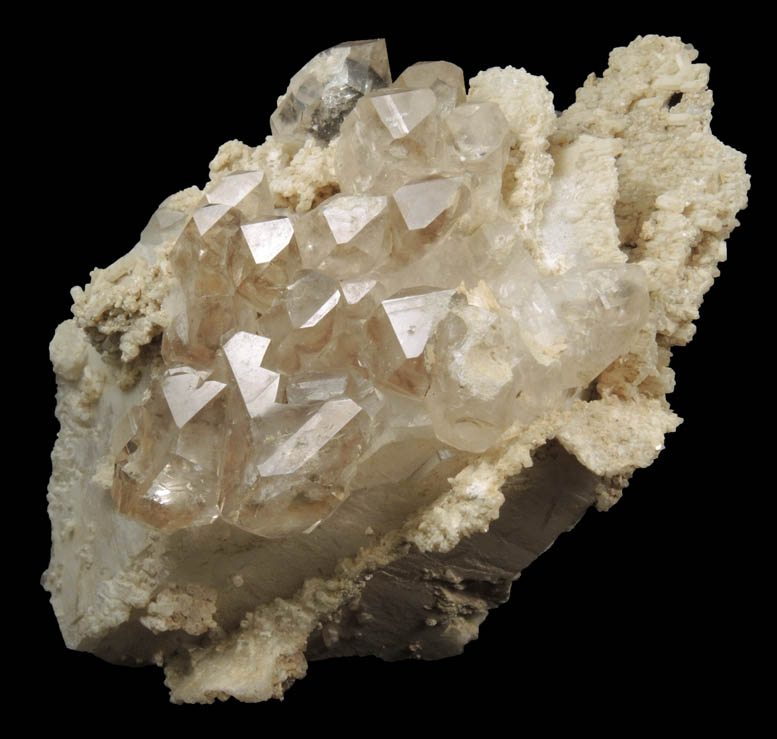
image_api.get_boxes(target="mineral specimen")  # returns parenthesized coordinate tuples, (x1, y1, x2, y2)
(44, 35, 749, 703)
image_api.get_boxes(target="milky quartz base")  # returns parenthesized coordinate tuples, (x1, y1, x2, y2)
(44, 35, 748, 703)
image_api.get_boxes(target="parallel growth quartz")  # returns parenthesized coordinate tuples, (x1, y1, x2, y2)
(111, 39, 649, 538)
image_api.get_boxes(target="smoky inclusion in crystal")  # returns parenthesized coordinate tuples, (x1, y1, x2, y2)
(271, 40, 392, 144)
(112, 39, 650, 538)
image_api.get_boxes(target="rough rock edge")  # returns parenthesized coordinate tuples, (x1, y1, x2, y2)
(43, 35, 749, 703)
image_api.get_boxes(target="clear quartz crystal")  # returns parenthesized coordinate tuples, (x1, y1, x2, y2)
(110, 39, 650, 538)
(271, 40, 391, 144)
(395, 61, 466, 113)
(139, 206, 188, 259)
(205, 170, 272, 220)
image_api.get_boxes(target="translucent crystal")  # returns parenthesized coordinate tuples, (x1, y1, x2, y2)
(370, 88, 437, 139)
(395, 61, 466, 113)
(221, 399, 364, 537)
(336, 87, 443, 194)
(171, 205, 240, 301)
(548, 264, 651, 388)
(443, 103, 510, 227)
(444, 103, 510, 168)
(340, 277, 377, 305)
(139, 206, 188, 250)
(111, 371, 225, 533)
(205, 170, 272, 221)
(108, 38, 652, 540)
(271, 40, 391, 144)
(285, 270, 341, 329)
(381, 288, 455, 359)
(425, 302, 522, 453)
(286, 372, 349, 404)
(294, 194, 390, 278)
(350, 387, 444, 489)
(237, 216, 299, 311)
(161, 366, 227, 428)
(360, 287, 455, 397)
(393, 177, 463, 230)
(242, 217, 294, 265)
(223, 332, 279, 418)
(259, 398, 361, 476)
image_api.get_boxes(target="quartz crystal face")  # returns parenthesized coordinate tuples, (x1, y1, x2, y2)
(271, 40, 392, 144)
(109, 39, 654, 539)
(43, 30, 752, 709)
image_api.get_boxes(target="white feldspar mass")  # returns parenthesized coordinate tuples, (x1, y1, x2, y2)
(45, 36, 749, 703)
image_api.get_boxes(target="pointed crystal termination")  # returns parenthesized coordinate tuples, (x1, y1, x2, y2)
(106, 37, 658, 545)
(221, 398, 365, 538)
(444, 103, 510, 170)
(258, 398, 362, 476)
(135, 205, 189, 264)
(395, 61, 466, 113)
(161, 367, 227, 428)
(425, 302, 522, 453)
(242, 217, 294, 265)
(336, 86, 442, 194)
(382, 288, 455, 359)
(139, 206, 188, 250)
(294, 194, 390, 278)
(235, 216, 299, 312)
(370, 88, 437, 139)
(171, 204, 239, 301)
(393, 178, 462, 231)
(223, 332, 280, 418)
(271, 39, 391, 144)
(205, 170, 272, 222)
(285, 270, 341, 329)
(111, 369, 226, 533)
(323, 195, 387, 244)
(362, 287, 455, 397)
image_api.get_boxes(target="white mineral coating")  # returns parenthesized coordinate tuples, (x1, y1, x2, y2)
(45, 36, 749, 704)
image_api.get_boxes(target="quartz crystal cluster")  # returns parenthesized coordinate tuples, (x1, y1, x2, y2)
(45, 35, 749, 704)
(112, 40, 649, 538)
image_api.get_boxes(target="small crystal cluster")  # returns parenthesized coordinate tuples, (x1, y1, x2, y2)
(112, 40, 649, 538)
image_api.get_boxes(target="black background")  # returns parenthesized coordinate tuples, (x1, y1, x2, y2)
(25, 12, 763, 729)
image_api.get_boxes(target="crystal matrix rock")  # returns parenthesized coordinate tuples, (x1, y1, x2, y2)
(45, 36, 749, 704)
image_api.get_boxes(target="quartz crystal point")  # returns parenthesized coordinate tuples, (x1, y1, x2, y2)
(395, 61, 466, 113)
(111, 368, 226, 533)
(271, 39, 391, 144)
(45, 36, 749, 704)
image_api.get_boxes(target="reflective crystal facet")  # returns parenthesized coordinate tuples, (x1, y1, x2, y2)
(382, 288, 456, 359)
(223, 332, 280, 418)
(444, 103, 510, 168)
(242, 217, 294, 265)
(139, 206, 188, 250)
(205, 170, 272, 221)
(112, 372, 225, 533)
(370, 88, 437, 139)
(161, 367, 227, 428)
(294, 194, 390, 278)
(286, 372, 349, 404)
(285, 270, 341, 329)
(395, 61, 466, 113)
(258, 398, 361, 476)
(393, 178, 462, 231)
(271, 39, 391, 144)
(109, 38, 651, 539)
(336, 87, 444, 195)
